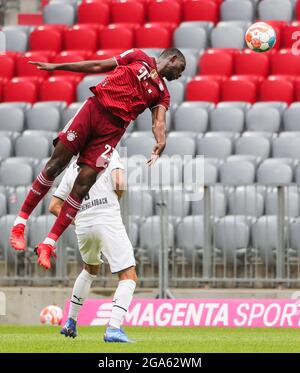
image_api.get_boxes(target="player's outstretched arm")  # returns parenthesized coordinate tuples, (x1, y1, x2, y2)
(28, 58, 118, 74)
(148, 106, 167, 166)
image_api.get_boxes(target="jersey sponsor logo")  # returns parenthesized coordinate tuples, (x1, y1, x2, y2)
(67, 130, 77, 142)
(137, 65, 150, 81)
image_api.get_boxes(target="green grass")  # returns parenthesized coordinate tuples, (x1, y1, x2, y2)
(0, 326, 300, 353)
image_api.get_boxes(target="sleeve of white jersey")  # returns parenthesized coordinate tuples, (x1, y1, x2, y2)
(53, 164, 75, 201)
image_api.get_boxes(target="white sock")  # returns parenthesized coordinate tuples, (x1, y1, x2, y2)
(43, 237, 56, 246)
(108, 279, 136, 329)
(14, 216, 27, 227)
(68, 269, 96, 321)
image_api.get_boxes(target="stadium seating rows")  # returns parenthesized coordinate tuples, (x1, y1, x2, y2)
(7, 20, 300, 53)
(2, 0, 300, 267)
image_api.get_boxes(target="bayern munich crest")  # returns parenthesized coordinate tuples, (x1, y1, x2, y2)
(67, 130, 77, 142)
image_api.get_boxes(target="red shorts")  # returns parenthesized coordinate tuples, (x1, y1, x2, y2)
(54, 96, 126, 172)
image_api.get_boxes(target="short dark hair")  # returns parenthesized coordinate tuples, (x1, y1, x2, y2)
(160, 48, 186, 65)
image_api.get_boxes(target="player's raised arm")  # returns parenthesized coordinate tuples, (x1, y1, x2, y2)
(111, 168, 125, 200)
(148, 105, 167, 166)
(28, 58, 118, 74)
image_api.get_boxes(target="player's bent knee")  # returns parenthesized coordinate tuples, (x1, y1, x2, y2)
(44, 141, 75, 178)
(44, 160, 66, 179)
(72, 167, 98, 199)
(118, 266, 138, 282)
(84, 263, 99, 276)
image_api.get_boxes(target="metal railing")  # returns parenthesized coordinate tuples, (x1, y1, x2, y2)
(1, 182, 300, 289)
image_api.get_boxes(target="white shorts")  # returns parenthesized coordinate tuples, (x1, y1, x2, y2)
(76, 224, 136, 273)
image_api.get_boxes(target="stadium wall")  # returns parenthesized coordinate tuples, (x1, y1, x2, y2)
(0, 287, 299, 325)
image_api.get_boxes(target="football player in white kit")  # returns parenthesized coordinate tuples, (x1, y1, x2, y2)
(49, 150, 137, 343)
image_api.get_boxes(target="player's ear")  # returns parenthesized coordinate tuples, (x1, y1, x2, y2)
(170, 55, 177, 63)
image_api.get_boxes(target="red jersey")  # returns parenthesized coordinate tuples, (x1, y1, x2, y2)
(90, 49, 170, 125)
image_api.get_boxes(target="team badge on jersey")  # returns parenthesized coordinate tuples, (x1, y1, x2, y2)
(67, 130, 77, 142)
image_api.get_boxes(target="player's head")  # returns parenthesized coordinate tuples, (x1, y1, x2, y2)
(157, 48, 186, 81)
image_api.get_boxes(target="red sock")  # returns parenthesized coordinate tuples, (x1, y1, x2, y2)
(47, 194, 82, 242)
(19, 171, 54, 218)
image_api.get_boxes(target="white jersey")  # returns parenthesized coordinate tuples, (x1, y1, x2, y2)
(53, 150, 124, 232)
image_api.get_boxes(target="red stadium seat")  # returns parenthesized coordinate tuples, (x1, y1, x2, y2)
(18, 13, 43, 25)
(148, 22, 177, 33)
(183, 0, 219, 23)
(64, 25, 99, 52)
(235, 50, 270, 78)
(3, 77, 38, 103)
(271, 49, 300, 76)
(259, 78, 295, 104)
(29, 26, 63, 53)
(264, 21, 288, 50)
(222, 77, 258, 103)
(136, 23, 171, 48)
(0, 54, 15, 80)
(295, 79, 300, 101)
(186, 76, 220, 103)
(0, 51, 22, 61)
(41, 0, 49, 7)
(111, 1, 145, 25)
(100, 25, 134, 50)
(77, 0, 110, 25)
(52, 51, 86, 77)
(16, 52, 51, 78)
(0, 78, 6, 101)
(51, 75, 82, 85)
(148, 0, 182, 24)
(283, 22, 300, 48)
(205, 48, 240, 56)
(90, 49, 123, 60)
(83, 0, 111, 3)
(40, 77, 76, 105)
(199, 51, 233, 76)
(108, 23, 140, 31)
(231, 74, 263, 84)
(60, 50, 93, 59)
(296, 0, 300, 20)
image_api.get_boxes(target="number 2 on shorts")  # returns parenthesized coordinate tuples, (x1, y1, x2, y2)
(101, 144, 114, 160)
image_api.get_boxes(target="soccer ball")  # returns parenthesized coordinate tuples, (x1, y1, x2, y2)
(245, 22, 276, 52)
(39, 305, 63, 325)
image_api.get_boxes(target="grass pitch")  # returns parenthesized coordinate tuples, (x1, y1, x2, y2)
(1, 326, 300, 353)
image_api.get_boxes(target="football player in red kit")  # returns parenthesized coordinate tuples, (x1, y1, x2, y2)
(10, 48, 186, 269)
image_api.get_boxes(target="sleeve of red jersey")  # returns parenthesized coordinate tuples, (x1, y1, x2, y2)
(115, 48, 147, 66)
(151, 89, 171, 112)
